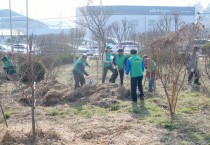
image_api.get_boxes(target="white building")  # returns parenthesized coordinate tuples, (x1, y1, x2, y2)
(76, 5, 195, 33)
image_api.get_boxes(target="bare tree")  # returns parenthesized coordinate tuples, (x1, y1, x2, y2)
(155, 13, 185, 35)
(145, 15, 204, 116)
(61, 27, 86, 61)
(148, 32, 187, 116)
(108, 18, 135, 44)
(76, 4, 112, 55)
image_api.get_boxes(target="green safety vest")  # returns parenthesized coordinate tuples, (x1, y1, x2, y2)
(1, 55, 16, 75)
(128, 54, 143, 77)
(103, 52, 112, 67)
(2, 55, 12, 68)
(73, 57, 86, 74)
(115, 54, 126, 70)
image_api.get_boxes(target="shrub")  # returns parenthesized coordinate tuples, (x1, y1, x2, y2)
(46, 110, 60, 116)
(43, 53, 80, 67)
(19, 59, 45, 84)
(4, 111, 12, 119)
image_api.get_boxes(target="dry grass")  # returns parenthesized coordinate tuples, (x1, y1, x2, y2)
(0, 61, 210, 144)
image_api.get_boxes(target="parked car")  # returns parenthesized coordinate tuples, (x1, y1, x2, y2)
(120, 41, 139, 54)
(13, 44, 39, 54)
(0, 45, 11, 54)
(13, 44, 27, 54)
(78, 46, 90, 56)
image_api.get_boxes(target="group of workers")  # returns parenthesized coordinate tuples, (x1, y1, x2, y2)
(0, 45, 200, 103)
(72, 45, 201, 103)
(72, 46, 157, 103)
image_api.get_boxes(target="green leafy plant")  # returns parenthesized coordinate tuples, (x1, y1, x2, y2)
(4, 111, 12, 119)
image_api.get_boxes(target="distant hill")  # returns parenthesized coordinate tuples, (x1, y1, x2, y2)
(0, 9, 48, 34)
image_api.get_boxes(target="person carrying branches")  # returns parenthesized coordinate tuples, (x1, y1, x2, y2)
(142, 54, 157, 95)
(186, 46, 201, 86)
(72, 55, 90, 89)
(110, 48, 127, 85)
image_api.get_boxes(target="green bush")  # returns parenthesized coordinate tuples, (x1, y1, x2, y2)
(54, 53, 80, 66)
(4, 111, 12, 119)
(19, 59, 45, 84)
(109, 104, 120, 111)
(56, 53, 74, 64)
(46, 109, 65, 116)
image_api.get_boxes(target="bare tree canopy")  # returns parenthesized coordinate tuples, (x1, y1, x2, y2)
(76, 5, 112, 53)
(108, 18, 135, 44)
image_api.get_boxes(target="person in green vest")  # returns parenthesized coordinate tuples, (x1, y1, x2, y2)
(73, 55, 90, 89)
(102, 46, 115, 83)
(110, 48, 127, 85)
(1, 52, 16, 76)
(125, 49, 144, 102)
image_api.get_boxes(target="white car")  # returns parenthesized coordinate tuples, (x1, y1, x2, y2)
(120, 41, 139, 54)
(13, 44, 38, 54)
(13, 44, 27, 54)
(78, 46, 90, 55)
(0, 45, 11, 54)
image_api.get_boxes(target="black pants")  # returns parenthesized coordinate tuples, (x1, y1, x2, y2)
(102, 65, 115, 83)
(188, 69, 200, 84)
(110, 69, 124, 85)
(131, 76, 144, 102)
(73, 71, 85, 89)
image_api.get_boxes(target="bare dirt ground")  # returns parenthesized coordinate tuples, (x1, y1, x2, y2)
(0, 82, 166, 145)
(0, 63, 210, 145)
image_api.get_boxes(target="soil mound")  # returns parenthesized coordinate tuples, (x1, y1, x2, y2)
(1, 128, 63, 145)
(16, 81, 130, 108)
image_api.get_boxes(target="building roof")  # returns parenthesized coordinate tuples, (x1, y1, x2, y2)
(0, 9, 48, 30)
(79, 5, 195, 16)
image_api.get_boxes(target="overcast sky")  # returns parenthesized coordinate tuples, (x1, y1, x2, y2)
(0, 0, 209, 20)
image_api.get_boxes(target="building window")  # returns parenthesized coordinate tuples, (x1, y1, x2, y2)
(131, 20, 139, 26)
(149, 19, 155, 26)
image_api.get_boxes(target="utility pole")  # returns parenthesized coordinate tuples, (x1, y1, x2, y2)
(9, 0, 13, 52)
(26, 0, 29, 53)
(100, 0, 102, 15)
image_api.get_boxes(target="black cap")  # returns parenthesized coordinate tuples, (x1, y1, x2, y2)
(194, 47, 200, 51)
(117, 49, 124, 52)
(130, 49, 137, 54)
(82, 55, 87, 59)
